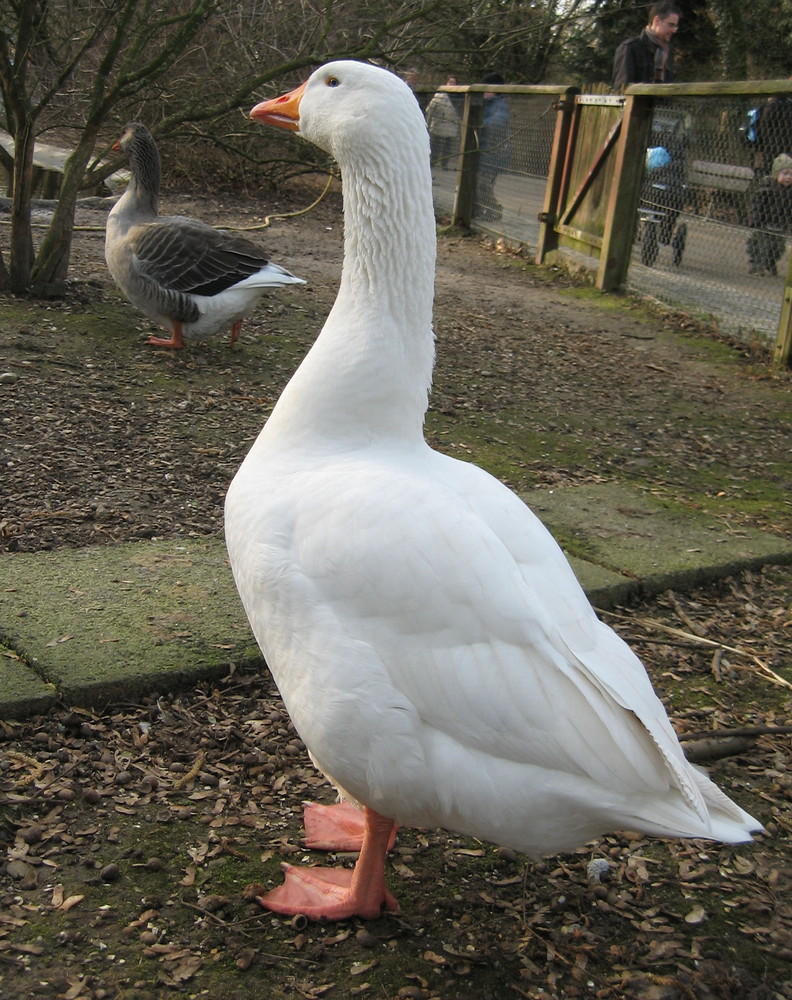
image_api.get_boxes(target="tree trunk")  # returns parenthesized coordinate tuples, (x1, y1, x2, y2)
(708, 0, 748, 79)
(31, 132, 99, 290)
(7, 123, 36, 294)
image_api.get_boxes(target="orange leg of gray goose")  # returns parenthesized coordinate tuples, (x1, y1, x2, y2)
(147, 321, 185, 349)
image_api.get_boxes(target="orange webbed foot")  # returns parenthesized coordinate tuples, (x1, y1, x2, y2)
(258, 807, 398, 921)
(304, 801, 397, 852)
(257, 862, 398, 920)
(147, 322, 185, 349)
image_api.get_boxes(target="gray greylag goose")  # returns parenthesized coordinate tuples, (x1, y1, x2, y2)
(224, 62, 761, 922)
(105, 122, 304, 349)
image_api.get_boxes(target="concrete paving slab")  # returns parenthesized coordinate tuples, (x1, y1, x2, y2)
(0, 537, 621, 719)
(567, 556, 639, 609)
(0, 538, 261, 714)
(521, 483, 792, 596)
(0, 127, 129, 196)
(1, 482, 790, 720)
(0, 640, 57, 717)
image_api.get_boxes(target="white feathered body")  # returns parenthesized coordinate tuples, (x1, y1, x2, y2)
(225, 62, 759, 857)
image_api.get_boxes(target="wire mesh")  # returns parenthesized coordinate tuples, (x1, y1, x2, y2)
(430, 92, 556, 249)
(630, 95, 787, 343)
(427, 88, 791, 348)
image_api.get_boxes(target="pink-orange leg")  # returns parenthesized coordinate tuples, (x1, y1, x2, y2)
(229, 320, 242, 346)
(258, 807, 399, 920)
(304, 801, 397, 852)
(147, 321, 185, 349)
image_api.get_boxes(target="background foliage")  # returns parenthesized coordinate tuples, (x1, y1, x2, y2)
(2, 0, 792, 292)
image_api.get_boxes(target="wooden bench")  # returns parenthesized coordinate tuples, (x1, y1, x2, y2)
(687, 159, 755, 224)
(0, 129, 128, 199)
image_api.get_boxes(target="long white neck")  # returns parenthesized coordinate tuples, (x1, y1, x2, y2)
(259, 126, 437, 452)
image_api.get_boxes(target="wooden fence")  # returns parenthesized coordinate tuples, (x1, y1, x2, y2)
(424, 80, 792, 369)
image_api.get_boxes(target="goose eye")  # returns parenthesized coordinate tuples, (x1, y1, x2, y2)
(326, 76, 340, 88)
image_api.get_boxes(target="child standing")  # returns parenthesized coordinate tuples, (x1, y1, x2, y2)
(746, 153, 792, 275)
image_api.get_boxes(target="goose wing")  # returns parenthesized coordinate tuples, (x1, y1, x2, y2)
(129, 218, 281, 297)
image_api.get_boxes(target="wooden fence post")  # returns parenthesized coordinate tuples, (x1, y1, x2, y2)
(535, 87, 579, 263)
(451, 92, 484, 228)
(596, 94, 653, 291)
(774, 255, 792, 368)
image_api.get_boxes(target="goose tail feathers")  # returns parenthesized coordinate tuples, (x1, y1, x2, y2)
(619, 766, 763, 845)
(694, 767, 764, 842)
(237, 261, 306, 289)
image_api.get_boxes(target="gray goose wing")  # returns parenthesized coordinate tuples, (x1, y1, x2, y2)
(130, 219, 272, 298)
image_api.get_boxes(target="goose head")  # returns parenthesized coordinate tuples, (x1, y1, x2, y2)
(114, 122, 159, 173)
(112, 121, 161, 214)
(250, 60, 427, 168)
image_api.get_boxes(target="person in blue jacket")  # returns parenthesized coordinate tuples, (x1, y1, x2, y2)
(476, 72, 511, 221)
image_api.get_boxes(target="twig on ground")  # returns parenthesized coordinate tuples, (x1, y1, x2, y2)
(597, 608, 792, 690)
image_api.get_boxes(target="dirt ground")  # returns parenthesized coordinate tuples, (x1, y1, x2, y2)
(1, 186, 791, 999)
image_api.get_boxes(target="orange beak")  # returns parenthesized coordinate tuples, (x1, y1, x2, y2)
(250, 80, 307, 132)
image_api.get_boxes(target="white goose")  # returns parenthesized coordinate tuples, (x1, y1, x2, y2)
(105, 122, 304, 349)
(225, 61, 761, 921)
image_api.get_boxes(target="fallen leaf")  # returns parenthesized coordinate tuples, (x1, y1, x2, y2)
(180, 865, 197, 886)
(159, 952, 202, 986)
(351, 959, 378, 976)
(45, 634, 74, 647)
(60, 894, 85, 912)
(423, 950, 447, 966)
(684, 904, 707, 924)
(731, 856, 756, 875)
(10, 942, 45, 955)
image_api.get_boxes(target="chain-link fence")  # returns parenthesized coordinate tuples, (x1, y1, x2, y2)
(430, 91, 556, 254)
(632, 94, 788, 343)
(428, 86, 792, 349)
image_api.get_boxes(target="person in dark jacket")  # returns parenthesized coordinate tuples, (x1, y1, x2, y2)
(612, 2, 681, 91)
(403, 67, 428, 112)
(746, 153, 792, 275)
